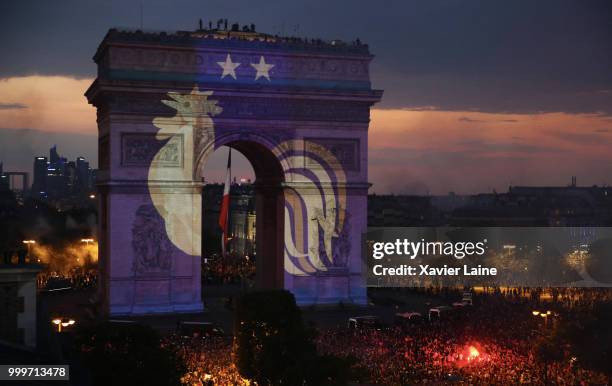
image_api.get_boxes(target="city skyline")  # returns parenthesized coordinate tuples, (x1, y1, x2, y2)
(1, 0, 611, 194)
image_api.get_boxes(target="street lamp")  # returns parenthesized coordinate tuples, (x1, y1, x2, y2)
(80, 239, 95, 265)
(22, 240, 36, 263)
(532, 310, 553, 328)
(51, 317, 76, 332)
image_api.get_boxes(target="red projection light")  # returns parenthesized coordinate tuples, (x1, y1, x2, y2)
(468, 345, 480, 361)
(455, 344, 487, 367)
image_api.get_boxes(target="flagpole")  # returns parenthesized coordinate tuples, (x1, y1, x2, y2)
(219, 147, 232, 258)
(227, 148, 231, 256)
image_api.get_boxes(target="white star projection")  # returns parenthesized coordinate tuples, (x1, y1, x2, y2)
(148, 86, 222, 255)
(217, 54, 240, 79)
(251, 56, 274, 81)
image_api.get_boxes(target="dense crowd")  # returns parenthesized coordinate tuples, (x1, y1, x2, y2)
(37, 268, 98, 290)
(201, 254, 255, 285)
(158, 287, 611, 385)
(316, 291, 611, 385)
(401, 285, 612, 311)
(317, 325, 608, 385)
(162, 335, 249, 386)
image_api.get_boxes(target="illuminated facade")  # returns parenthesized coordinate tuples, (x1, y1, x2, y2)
(87, 27, 382, 315)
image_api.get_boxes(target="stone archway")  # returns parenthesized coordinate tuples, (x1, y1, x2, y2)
(198, 137, 287, 291)
(87, 28, 382, 315)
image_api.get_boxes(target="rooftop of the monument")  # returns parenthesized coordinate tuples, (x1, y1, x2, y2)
(98, 25, 371, 57)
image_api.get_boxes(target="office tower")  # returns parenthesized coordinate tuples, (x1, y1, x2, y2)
(32, 156, 48, 193)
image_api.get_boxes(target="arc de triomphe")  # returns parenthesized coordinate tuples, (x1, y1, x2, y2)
(86, 27, 382, 315)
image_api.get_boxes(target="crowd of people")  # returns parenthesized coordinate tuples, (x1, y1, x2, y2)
(400, 285, 612, 311)
(317, 323, 608, 385)
(36, 267, 98, 290)
(157, 289, 611, 386)
(34, 252, 259, 292)
(201, 254, 255, 286)
(162, 335, 249, 386)
(316, 290, 610, 385)
(156, 287, 610, 385)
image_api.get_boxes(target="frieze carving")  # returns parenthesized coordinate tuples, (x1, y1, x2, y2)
(132, 204, 172, 276)
(104, 94, 371, 123)
(121, 133, 183, 167)
(218, 97, 371, 122)
(332, 210, 351, 268)
(304, 138, 360, 171)
(108, 46, 370, 81)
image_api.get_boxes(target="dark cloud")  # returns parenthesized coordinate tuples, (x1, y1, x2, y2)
(458, 117, 484, 123)
(0, 103, 28, 110)
(455, 139, 562, 155)
(1, 0, 611, 114)
(369, 140, 561, 169)
(545, 129, 612, 145)
(458, 117, 519, 123)
(369, 144, 611, 194)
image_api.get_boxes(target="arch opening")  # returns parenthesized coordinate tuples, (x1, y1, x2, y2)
(199, 140, 285, 293)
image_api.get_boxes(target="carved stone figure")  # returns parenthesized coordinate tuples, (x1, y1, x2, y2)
(310, 202, 340, 267)
(132, 204, 173, 275)
(333, 210, 351, 267)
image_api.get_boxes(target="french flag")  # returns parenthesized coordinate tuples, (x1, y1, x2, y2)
(218, 148, 231, 256)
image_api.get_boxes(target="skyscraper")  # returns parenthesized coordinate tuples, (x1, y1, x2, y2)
(32, 156, 48, 193)
(76, 156, 90, 192)
(0, 162, 8, 191)
(49, 145, 59, 166)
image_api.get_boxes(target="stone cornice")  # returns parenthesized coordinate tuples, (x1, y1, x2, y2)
(94, 28, 372, 63)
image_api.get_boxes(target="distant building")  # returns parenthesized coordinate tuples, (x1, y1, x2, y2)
(0, 175, 8, 192)
(32, 157, 47, 193)
(0, 263, 42, 348)
(229, 186, 256, 256)
(45, 166, 64, 198)
(49, 145, 60, 166)
(450, 185, 612, 226)
(75, 156, 91, 192)
(368, 182, 612, 227)
(30, 146, 97, 205)
(368, 194, 443, 226)
(202, 182, 256, 256)
(0, 162, 29, 195)
(0, 163, 8, 191)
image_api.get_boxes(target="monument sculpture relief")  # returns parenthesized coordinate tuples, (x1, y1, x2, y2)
(87, 27, 382, 315)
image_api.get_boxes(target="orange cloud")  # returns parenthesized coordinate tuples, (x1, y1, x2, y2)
(369, 109, 612, 194)
(1, 76, 610, 194)
(0, 76, 95, 134)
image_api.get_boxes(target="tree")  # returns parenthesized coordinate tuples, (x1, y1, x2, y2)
(534, 332, 564, 386)
(556, 302, 612, 375)
(233, 290, 354, 385)
(73, 322, 185, 386)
